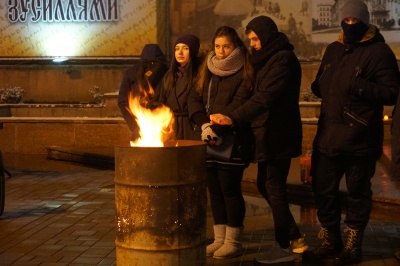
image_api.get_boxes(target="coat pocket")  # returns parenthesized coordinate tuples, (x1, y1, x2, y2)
(343, 107, 368, 127)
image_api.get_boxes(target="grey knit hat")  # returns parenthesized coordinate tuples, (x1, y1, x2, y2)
(340, 0, 369, 25)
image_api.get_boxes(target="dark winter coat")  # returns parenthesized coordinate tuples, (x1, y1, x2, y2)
(229, 33, 303, 162)
(312, 25, 400, 158)
(391, 87, 400, 178)
(159, 71, 194, 140)
(188, 68, 253, 164)
(118, 45, 168, 139)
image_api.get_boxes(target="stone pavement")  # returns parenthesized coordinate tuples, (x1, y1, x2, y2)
(1, 154, 400, 265)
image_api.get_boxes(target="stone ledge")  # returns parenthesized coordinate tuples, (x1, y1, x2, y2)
(0, 117, 124, 124)
(46, 146, 114, 169)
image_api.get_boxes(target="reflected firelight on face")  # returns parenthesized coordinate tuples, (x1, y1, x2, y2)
(175, 43, 190, 67)
(247, 30, 261, 51)
(214, 36, 235, 60)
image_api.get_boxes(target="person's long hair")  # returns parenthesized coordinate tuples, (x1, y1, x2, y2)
(162, 44, 202, 95)
(195, 26, 253, 95)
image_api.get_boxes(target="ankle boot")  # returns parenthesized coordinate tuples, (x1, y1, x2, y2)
(213, 226, 243, 259)
(334, 226, 363, 265)
(206, 224, 226, 257)
(302, 227, 343, 261)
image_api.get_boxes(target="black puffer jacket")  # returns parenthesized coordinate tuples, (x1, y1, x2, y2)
(312, 25, 400, 158)
(188, 69, 253, 164)
(229, 33, 302, 162)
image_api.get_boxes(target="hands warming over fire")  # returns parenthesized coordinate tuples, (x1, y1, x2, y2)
(210, 114, 233, 125)
(201, 123, 222, 146)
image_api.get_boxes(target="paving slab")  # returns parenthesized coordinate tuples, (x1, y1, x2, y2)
(0, 155, 400, 265)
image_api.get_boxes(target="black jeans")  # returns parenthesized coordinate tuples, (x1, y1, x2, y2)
(207, 166, 245, 227)
(311, 151, 375, 230)
(257, 159, 301, 249)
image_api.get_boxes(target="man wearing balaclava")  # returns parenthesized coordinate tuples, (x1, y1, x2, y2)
(209, 15, 306, 264)
(301, 1, 400, 265)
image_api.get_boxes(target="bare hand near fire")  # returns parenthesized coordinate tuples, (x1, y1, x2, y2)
(210, 114, 232, 125)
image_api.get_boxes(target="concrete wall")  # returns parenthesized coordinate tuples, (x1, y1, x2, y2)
(0, 63, 129, 103)
(0, 61, 395, 155)
(0, 59, 398, 104)
(0, 118, 131, 154)
(0, 117, 392, 155)
(0, 61, 319, 104)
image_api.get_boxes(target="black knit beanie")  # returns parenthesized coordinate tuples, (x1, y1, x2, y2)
(246, 15, 279, 47)
(175, 34, 200, 56)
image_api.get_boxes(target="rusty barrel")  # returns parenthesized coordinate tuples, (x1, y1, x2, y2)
(114, 140, 207, 265)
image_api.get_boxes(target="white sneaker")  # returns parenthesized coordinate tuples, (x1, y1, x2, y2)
(255, 244, 294, 264)
(291, 236, 309, 254)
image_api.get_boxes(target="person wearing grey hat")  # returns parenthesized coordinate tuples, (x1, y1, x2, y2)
(340, 0, 370, 44)
(302, 1, 400, 265)
(158, 34, 202, 140)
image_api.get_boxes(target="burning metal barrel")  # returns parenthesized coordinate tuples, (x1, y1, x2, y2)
(114, 140, 207, 265)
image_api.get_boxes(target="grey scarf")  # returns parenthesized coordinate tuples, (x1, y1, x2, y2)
(207, 48, 244, 77)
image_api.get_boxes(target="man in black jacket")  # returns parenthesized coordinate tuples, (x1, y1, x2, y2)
(301, 1, 400, 265)
(210, 16, 306, 264)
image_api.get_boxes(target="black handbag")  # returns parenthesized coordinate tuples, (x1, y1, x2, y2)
(206, 133, 235, 160)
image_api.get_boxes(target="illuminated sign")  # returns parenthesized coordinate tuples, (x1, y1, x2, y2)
(7, 0, 119, 23)
(0, 0, 160, 58)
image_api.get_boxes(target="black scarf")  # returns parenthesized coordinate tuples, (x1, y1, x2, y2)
(250, 32, 294, 71)
(341, 21, 369, 44)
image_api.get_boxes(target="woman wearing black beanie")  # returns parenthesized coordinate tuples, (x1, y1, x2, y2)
(158, 34, 202, 140)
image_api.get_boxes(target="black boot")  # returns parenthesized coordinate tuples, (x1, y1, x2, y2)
(334, 226, 363, 265)
(302, 227, 343, 262)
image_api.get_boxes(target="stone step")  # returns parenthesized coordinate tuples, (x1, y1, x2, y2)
(46, 146, 114, 169)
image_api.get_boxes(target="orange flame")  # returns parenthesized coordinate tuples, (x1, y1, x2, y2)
(128, 89, 174, 147)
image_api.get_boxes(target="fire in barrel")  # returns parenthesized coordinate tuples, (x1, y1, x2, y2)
(114, 87, 207, 265)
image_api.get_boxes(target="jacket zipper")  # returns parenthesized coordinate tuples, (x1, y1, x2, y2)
(355, 66, 362, 77)
(343, 110, 368, 126)
(317, 64, 331, 83)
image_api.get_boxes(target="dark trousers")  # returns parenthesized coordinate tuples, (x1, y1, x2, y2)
(311, 151, 375, 230)
(257, 159, 301, 249)
(207, 166, 245, 227)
